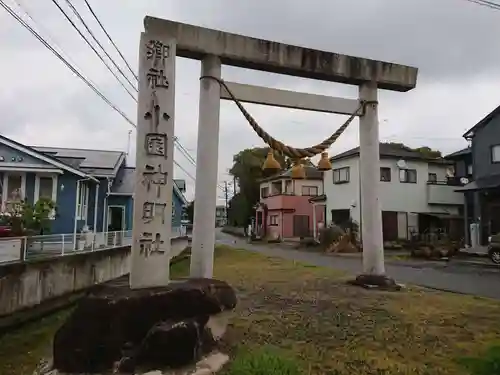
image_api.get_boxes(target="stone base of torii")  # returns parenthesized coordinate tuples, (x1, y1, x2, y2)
(46, 17, 417, 374)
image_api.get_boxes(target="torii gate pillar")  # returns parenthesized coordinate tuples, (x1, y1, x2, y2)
(359, 82, 384, 276)
(190, 55, 222, 278)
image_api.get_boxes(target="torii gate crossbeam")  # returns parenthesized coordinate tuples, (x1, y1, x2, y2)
(131, 16, 418, 289)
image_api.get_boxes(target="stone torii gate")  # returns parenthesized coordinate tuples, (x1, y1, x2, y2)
(131, 16, 418, 289)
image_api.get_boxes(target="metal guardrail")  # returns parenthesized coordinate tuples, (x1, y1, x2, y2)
(0, 226, 187, 263)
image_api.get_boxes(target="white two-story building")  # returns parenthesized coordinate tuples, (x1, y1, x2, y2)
(324, 143, 465, 241)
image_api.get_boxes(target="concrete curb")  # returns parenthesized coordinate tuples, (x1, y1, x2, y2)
(447, 259, 500, 270)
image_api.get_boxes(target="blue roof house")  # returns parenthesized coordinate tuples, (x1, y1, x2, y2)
(0, 134, 187, 247)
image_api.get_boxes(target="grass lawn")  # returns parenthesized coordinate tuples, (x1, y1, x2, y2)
(209, 246, 500, 375)
(0, 256, 191, 375)
(2, 246, 500, 375)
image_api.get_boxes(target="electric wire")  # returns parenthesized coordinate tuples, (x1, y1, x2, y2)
(0, 0, 136, 128)
(63, 0, 137, 93)
(49, 0, 137, 101)
(72, 1, 200, 174)
(462, 0, 500, 10)
(70, 1, 200, 170)
(83, 0, 138, 81)
(3, 0, 226, 192)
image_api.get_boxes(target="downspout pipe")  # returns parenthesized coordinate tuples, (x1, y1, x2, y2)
(72, 180, 80, 250)
(102, 177, 112, 232)
(93, 181, 99, 235)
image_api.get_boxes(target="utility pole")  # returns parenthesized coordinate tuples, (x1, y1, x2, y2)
(224, 181, 229, 225)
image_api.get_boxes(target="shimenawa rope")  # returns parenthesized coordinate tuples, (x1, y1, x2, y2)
(200, 75, 377, 159)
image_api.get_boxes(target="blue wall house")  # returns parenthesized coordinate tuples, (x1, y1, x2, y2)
(106, 166, 188, 233)
(446, 104, 500, 245)
(0, 134, 187, 238)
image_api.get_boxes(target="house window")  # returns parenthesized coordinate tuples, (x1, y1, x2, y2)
(34, 175, 58, 219)
(492, 145, 500, 163)
(271, 181, 282, 195)
(76, 183, 89, 220)
(301, 186, 318, 196)
(284, 180, 293, 194)
(35, 175, 58, 202)
(2, 173, 26, 211)
(269, 215, 278, 225)
(399, 169, 417, 183)
(333, 167, 350, 184)
(467, 164, 473, 175)
(380, 167, 391, 182)
(6, 174, 23, 200)
(428, 173, 437, 183)
(261, 187, 269, 198)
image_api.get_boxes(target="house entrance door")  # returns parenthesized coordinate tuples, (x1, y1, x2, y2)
(108, 206, 125, 231)
(490, 203, 500, 236)
(107, 206, 125, 246)
(382, 211, 398, 241)
(293, 215, 310, 238)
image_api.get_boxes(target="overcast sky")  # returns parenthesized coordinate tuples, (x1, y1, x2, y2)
(1, 0, 500, 201)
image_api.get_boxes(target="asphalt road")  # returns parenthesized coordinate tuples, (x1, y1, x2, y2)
(216, 230, 500, 300)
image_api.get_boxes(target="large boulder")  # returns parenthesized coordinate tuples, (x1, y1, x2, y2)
(53, 277, 236, 373)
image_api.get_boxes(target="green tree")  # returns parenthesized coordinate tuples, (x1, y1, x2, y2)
(228, 147, 288, 226)
(413, 146, 442, 158)
(227, 192, 250, 227)
(383, 142, 442, 159)
(22, 197, 56, 235)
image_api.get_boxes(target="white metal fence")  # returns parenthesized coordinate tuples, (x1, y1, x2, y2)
(0, 226, 188, 263)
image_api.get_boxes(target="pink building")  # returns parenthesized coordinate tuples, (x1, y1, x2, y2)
(255, 166, 326, 240)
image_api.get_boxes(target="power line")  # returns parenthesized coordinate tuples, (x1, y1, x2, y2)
(0, 0, 136, 128)
(12, 0, 84, 74)
(63, 0, 137, 93)
(1, 0, 206, 190)
(174, 138, 197, 165)
(462, 0, 500, 10)
(6, 1, 220, 193)
(173, 159, 196, 181)
(71, 1, 202, 184)
(56, 1, 202, 182)
(174, 137, 197, 166)
(173, 141, 226, 190)
(49, 0, 138, 101)
(83, 0, 138, 81)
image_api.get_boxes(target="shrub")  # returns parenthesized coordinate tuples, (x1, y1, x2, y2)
(318, 224, 345, 248)
(458, 346, 500, 375)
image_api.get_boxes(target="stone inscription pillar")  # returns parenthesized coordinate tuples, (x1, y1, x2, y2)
(130, 33, 176, 289)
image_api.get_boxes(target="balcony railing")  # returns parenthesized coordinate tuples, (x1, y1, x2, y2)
(0, 226, 188, 264)
(262, 191, 321, 198)
(427, 176, 468, 187)
(426, 180, 465, 205)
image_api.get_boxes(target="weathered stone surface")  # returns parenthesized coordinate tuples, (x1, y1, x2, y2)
(53, 277, 236, 373)
(36, 351, 230, 375)
(129, 317, 216, 371)
(348, 274, 402, 291)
